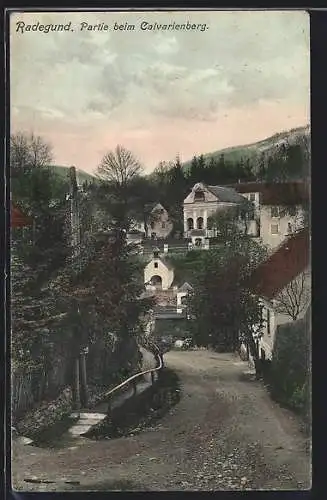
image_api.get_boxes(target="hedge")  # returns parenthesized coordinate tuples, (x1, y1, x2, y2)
(263, 309, 311, 424)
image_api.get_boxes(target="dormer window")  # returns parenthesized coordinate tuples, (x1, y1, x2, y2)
(194, 190, 205, 201)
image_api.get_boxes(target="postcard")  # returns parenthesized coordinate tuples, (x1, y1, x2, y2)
(9, 9, 311, 492)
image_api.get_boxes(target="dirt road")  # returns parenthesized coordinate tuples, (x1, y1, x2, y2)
(12, 350, 311, 491)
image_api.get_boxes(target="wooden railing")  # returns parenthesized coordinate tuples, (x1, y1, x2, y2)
(102, 340, 164, 412)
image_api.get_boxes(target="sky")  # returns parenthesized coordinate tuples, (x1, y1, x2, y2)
(10, 10, 310, 174)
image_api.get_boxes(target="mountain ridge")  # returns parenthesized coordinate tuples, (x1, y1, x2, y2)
(182, 124, 310, 170)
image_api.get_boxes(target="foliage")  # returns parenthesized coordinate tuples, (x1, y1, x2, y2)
(11, 135, 153, 388)
(11, 132, 73, 368)
(186, 209, 267, 361)
(188, 244, 264, 353)
(264, 309, 311, 419)
(55, 232, 154, 347)
(165, 250, 205, 285)
(181, 126, 310, 182)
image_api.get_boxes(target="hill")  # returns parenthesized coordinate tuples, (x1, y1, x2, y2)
(50, 165, 96, 185)
(182, 125, 310, 172)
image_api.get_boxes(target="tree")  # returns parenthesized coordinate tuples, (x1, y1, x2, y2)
(207, 200, 257, 243)
(125, 175, 161, 236)
(11, 133, 70, 287)
(188, 209, 267, 377)
(97, 145, 142, 187)
(96, 146, 144, 231)
(274, 271, 311, 321)
(189, 245, 265, 355)
(11, 142, 72, 376)
(10, 131, 53, 173)
(256, 153, 266, 181)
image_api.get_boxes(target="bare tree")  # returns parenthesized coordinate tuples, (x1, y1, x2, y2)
(10, 132, 53, 171)
(274, 271, 311, 321)
(97, 145, 142, 187)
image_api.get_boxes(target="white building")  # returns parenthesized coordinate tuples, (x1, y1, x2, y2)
(176, 282, 193, 313)
(230, 182, 309, 251)
(183, 183, 249, 246)
(144, 248, 174, 291)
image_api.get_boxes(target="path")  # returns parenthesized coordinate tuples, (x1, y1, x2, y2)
(12, 350, 311, 491)
(67, 345, 158, 437)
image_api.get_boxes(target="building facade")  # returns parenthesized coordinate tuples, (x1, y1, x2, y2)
(144, 249, 174, 291)
(230, 182, 309, 251)
(259, 205, 305, 249)
(245, 228, 310, 360)
(183, 182, 248, 246)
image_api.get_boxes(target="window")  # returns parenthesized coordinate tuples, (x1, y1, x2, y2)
(150, 222, 155, 229)
(194, 190, 205, 202)
(195, 238, 202, 247)
(162, 222, 166, 228)
(187, 218, 194, 230)
(271, 206, 279, 218)
(154, 262, 158, 269)
(271, 224, 279, 235)
(249, 193, 256, 202)
(288, 206, 297, 217)
(197, 217, 204, 229)
(266, 309, 271, 335)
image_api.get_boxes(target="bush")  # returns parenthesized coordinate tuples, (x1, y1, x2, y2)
(264, 312, 311, 420)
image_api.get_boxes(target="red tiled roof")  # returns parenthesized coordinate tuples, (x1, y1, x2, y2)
(245, 228, 310, 300)
(11, 205, 32, 228)
(226, 182, 309, 206)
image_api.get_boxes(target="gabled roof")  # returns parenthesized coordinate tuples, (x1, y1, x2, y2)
(178, 282, 193, 292)
(11, 205, 32, 228)
(151, 202, 167, 213)
(226, 182, 309, 206)
(245, 228, 310, 300)
(160, 258, 174, 271)
(207, 185, 247, 204)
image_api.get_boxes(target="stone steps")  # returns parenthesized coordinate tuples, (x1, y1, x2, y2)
(68, 376, 157, 437)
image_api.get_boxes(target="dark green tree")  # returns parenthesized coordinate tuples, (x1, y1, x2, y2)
(188, 210, 267, 377)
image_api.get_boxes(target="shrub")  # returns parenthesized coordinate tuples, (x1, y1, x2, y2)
(264, 310, 311, 420)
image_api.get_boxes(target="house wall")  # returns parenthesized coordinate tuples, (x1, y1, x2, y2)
(148, 208, 173, 239)
(176, 291, 189, 312)
(144, 258, 174, 290)
(183, 201, 237, 237)
(241, 192, 260, 211)
(258, 269, 311, 359)
(259, 205, 305, 249)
